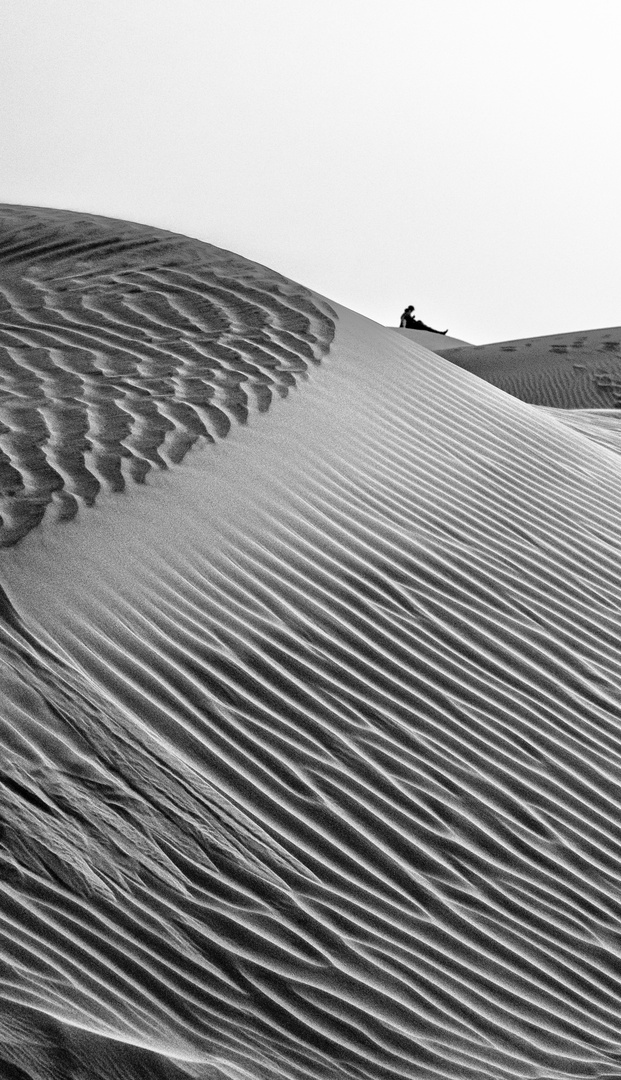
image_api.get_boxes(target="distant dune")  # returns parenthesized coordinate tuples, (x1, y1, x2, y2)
(440, 326, 621, 407)
(3, 207, 621, 1080)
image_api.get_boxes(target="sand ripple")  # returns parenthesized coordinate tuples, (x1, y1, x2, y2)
(440, 328, 621, 408)
(0, 206, 335, 545)
(2, 210, 621, 1079)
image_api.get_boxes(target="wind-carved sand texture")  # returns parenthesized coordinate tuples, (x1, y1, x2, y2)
(5, 210, 621, 1080)
(0, 205, 335, 545)
(440, 327, 621, 408)
(392, 327, 471, 351)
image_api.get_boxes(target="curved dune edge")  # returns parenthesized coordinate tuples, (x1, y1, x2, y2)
(389, 328, 471, 350)
(3, 216, 621, 1078)
(0, 205, 336, 545)
(439, 326, 621, 408)
(544, 406, 621, 459)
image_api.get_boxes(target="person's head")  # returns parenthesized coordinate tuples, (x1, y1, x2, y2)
(405, 305, 414, 313)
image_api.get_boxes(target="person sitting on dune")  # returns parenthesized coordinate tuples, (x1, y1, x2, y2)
(400, 304, 448, 334)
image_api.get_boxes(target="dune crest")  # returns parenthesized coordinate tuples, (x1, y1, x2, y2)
(391, 327, 471, 350)
(3, 209, 621, 1079)
(0, 206, 335, 545)
(440, 326, 621, 408)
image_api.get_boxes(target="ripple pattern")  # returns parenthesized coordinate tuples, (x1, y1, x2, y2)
(3, 211, 621, 1080)
(0, 205, 335, 545)
(440, 328, 621, 408)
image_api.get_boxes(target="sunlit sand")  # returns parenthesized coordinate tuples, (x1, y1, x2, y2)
(2, 206, 621, 1080)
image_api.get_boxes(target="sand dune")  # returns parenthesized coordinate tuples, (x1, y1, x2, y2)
(3, 208, 621, 1080)
(390, 328, 471, 351)
(0, 206, 335, 546)
(440, 326, 621, 408)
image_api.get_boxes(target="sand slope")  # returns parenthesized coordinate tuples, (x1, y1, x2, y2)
(2, 209, 621, 1080)
(390, 327, 471, 350)
(0, 205, 335, 546)
(440, 326, 621, 408)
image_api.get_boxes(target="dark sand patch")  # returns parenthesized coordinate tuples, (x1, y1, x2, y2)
(0, 206, 335, 546)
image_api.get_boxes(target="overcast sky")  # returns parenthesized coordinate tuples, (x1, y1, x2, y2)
(1, 0, 619, 343)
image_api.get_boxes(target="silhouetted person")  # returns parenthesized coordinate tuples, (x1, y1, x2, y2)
(399, 305, 447, 334)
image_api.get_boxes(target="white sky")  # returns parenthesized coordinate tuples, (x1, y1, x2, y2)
(0, 0, 619, 343)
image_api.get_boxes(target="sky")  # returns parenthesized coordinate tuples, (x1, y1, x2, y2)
(0, 0, 619, 344)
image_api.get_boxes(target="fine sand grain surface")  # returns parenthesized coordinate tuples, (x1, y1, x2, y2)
(2, 208, 621, 1080)
(440, 328, 621, 408)
(391, 328, 471, 351)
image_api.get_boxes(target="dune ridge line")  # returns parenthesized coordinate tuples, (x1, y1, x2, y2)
(0, 204, 336, 545)
(2, 208, 621, 1079)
